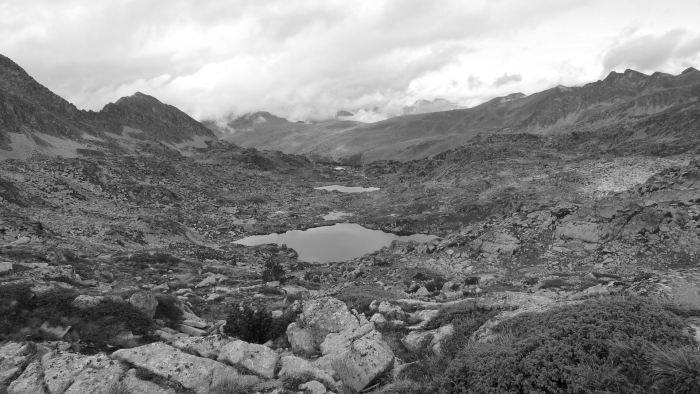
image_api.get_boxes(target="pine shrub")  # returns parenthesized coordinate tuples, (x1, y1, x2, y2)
(223, 304, 296, 344)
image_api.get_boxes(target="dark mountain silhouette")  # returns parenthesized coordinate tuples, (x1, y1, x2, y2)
(0, 54, 216, 158)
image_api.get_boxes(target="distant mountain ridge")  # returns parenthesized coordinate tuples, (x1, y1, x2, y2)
(403, 98, 465, 115)
(0, 54, 216, 159)
(207, 67, 700, 163)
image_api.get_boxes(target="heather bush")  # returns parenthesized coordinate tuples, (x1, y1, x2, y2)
(441, 296, 695, 394)
(261, 258, 285, 283)
(224, 304, 296, 344)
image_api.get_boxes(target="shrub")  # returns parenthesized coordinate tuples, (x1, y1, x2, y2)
(154, 294, 184, 328)
(223, 304, 296, 344)
(441, 296, 695, 394)
(0, 285, 153, 349)
(261, 259, 285, 283)
(335, 285, 403, 315)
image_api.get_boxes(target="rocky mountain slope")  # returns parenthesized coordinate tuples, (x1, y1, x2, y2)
(0, 54, 216, 160)
(1, 54, 700, 394)
(209, 68, 700, 163)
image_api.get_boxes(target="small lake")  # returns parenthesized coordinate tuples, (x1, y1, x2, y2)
(315, 185, 380, 193)
(234, 223, 437, 262)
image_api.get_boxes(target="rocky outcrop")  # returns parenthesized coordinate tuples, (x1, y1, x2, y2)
(217, 340, 279, 379)
(111, 342, 258, 394)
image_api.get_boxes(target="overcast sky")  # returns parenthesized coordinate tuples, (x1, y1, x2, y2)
(1, 0, 699, 122)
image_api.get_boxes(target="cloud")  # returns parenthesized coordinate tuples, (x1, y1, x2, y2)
(602, 29, 700, 73)
(0, 0, 591, 122)
(467, 75, 483, 90)
(492, 73, 523, 87)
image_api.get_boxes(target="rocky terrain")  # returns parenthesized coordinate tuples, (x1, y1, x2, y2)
(1, 54, 700, 393)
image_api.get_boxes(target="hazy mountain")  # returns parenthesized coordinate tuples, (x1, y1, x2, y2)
(402, 98, 466, 115)
(212, 68, 700, 163)
(0, 54, 216, 159)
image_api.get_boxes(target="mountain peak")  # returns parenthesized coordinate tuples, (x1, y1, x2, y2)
(682, 67, 699, 75)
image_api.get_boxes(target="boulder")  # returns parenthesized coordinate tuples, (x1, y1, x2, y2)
(377, 301, 404, 319)
(287, 323, 316, 355)
(62, 355, 126, 394)
(72, 295, 103, 309)
(0, 342, 34, 386)
(300, 297, 360, 345)
(129, 290, 158, 319)
(217, 340, 279, 379)
(111, 342, 258, 394)
(369, 313, 387, 325)
(180, 324, 205, 337)
(122, 368, 179, 394)
(171, 335, 231, 359)
(7, 359, 44, 394)
(320, 323, 375, 356)
(195, 276, 217, 288)
(554, 221, 609, 244)
(330, 330, 394, 393)
(300, 380, 327, 394)
(278, 355, 335, 387)
(402, 324, 454, 355)
(0, 261, 12, 275)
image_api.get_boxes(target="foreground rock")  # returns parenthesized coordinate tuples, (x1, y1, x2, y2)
(217, 340, 279, 379)
(111, 342, 258, 394)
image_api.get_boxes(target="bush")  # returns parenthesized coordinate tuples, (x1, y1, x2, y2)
(261, 259, 285, 283)
(441, 296, 696, 394)
(154, 294, 184, 328)
(0, 285, 153, 350)
(223, 304, 296, 344)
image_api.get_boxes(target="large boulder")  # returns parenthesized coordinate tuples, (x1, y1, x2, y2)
(111, 342, 258, 394)
(300, 297, 360, 345)
(0, 342, 34, 386)
(7, 359, 44, 394)
(287, 322, 316, 356)
(330, 330, 394, 393)
(278, 355, 335, 387)
(129, 290, 158, 319)
(217, 340, 279, 379)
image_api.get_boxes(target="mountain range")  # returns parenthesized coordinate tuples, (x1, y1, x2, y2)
(204, 69, 700, 164)
(1, 53, 699, 164)
(0, 54, 216, 160)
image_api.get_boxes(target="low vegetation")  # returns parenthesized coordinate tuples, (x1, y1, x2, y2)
(223, 304, 297, 344)
(0, 285, 153, 350)
(384, 296, 700, 394)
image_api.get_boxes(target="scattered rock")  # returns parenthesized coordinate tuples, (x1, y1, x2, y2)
(129, 290, 158, 319)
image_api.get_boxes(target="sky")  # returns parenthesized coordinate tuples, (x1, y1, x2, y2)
(1, 0, 699, 123)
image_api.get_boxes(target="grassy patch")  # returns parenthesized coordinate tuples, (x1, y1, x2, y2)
(0, 285, 153, 351)
(440, 296, 697, 394)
